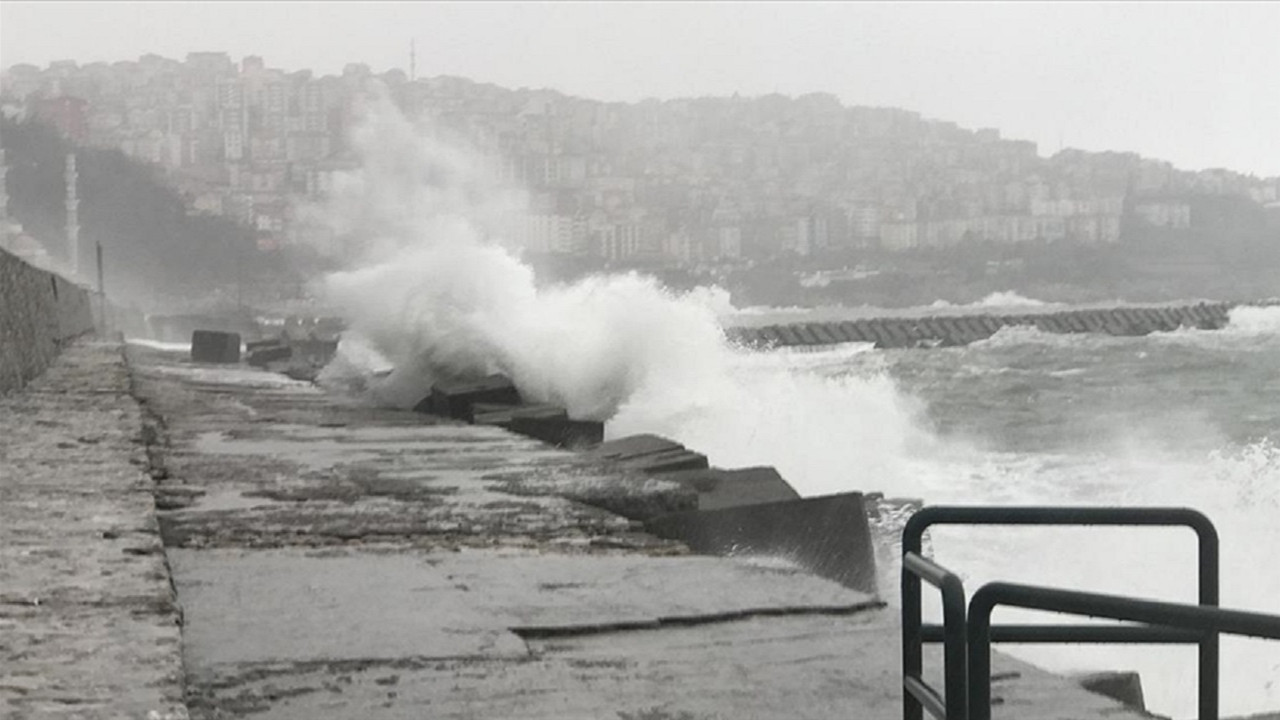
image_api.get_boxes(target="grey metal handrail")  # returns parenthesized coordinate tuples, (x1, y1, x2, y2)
(968, 582, 1280, 720)
(901, 505, 1220, 720)
(902, 551, 967, 719)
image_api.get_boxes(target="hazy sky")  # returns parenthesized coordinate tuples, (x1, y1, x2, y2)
(3, 2, 1278, 177)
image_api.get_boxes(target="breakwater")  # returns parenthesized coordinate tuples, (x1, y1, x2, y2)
(0, 247, 95, 393)
(725, 301, 1237, 350)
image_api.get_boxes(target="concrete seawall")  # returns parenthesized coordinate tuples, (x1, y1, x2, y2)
(0, 247, 95, 393)
(725, 301, 1238, 350)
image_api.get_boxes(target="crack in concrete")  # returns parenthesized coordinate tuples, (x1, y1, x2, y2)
(511, 600, 887, 640)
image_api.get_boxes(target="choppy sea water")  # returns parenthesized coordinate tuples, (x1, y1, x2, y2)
(674, 302, 1280, 718)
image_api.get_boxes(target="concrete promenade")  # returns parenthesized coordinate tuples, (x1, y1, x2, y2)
(3, 339, 1161, 719)
(0, 341, 186, 719)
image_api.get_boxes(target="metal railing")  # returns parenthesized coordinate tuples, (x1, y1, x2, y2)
(902, 551, 967, 720)
(968, 582, 1280, 720)
(901, 505, 1220, 720)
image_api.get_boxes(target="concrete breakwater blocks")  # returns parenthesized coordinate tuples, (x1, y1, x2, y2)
(190, 330, 241, 364)
(504, 416, 605, 449)
(661, 466, 801, 511)
(412, 375, 605, 449)
(584, 433, 710, 474)
(416, 373, 522, 419)
(645, 492, 879, 594)
(245, 340, 291, 367)
(727, 301, 1243, 350)
(1073, 671, 1146, 712)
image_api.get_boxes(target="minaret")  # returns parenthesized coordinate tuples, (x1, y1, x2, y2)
(0, 143, 9, 241)
(65, 152, 79, 278)
(0, 120, 10, 245)
(410, 39, 416, 82)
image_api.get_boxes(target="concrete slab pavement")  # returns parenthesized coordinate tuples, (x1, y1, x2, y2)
(121, 340, 1161, 720)
(2, 339, 1172, 719)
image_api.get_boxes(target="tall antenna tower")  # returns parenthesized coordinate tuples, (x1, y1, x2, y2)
(65, 152, 79, 278)
(410, 39, 416, 81)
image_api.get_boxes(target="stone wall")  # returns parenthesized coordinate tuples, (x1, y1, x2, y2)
(0, 247, 95, 393)
(725, 302, 1237, 350)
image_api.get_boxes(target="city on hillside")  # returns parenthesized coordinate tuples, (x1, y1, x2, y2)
(3, 51, 1280, 310)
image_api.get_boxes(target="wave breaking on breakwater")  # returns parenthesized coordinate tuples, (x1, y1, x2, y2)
(309, 91, 935, 497)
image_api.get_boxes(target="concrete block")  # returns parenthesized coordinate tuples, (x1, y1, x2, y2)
(775, 325, 802, 346)
(810, 323, 839, 345)
(883, 322, 911, 348)
(417, 374, 521, 419)
(921, 318, 947, 342)
(841, 321, 869, 343)
(502, 416, 603, 450)
(865, 320, 892, 348)
(662, 466, 801, 510)
(1074, 671, 1145, 711)
(614, 447, 710, 474)
(793, 324, 820, 345)
(583, 434, 707, 473)
(824, 324, 853, 343)
(190, 330, 241, 364)
(646, 491, 878, 594)
(246, 344, 291, 368)
(1058, 313, 1080, 333)
(586, 434, 687, 462)
(961, 317, 991, 341)
(470, 402, 569, 425)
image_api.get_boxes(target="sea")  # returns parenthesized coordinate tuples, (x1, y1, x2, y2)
(700, 293, 1280, 719)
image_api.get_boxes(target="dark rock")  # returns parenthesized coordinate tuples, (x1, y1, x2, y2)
(415, 374, 521, 420)
(646, 491, 879, 594)
(191, 330, 241, 364)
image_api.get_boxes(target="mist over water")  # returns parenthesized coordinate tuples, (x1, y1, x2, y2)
(316, 96, 1280, 718)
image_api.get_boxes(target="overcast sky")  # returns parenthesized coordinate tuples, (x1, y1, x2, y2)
(3, 2, 1278, 177)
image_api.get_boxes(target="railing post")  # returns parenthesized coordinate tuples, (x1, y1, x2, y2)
(903, 516, 927, 720)
(1194, 514, 1220, 720)
(941, 572, 968, 719)
(967, 589, 996, 720)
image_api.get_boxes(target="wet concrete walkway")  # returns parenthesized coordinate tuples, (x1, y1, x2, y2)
(4, 339, 1162, 719)
(0, 342, 185, 719)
